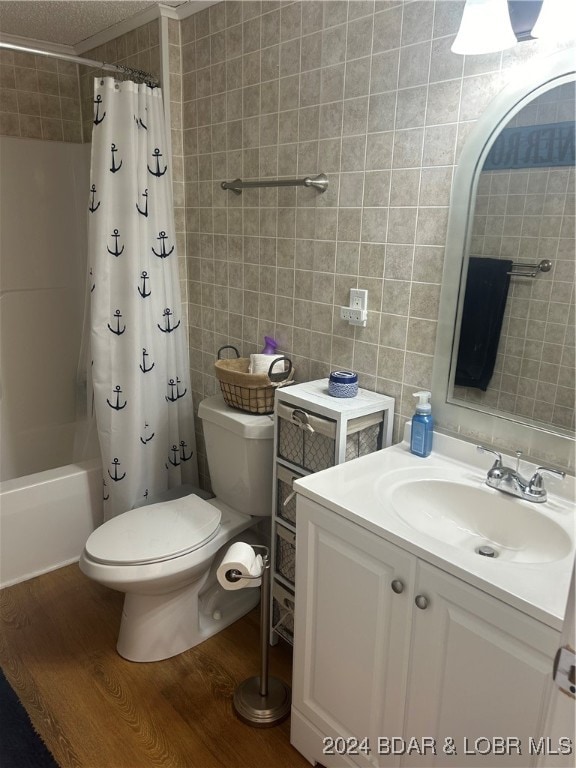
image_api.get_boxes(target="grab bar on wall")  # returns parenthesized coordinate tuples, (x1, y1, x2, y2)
(507, 259, 553, 278)
(221, 173, 329, 195)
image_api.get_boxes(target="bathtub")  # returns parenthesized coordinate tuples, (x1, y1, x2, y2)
(0, 137, 100, 587)
(0, 458, 103, 588)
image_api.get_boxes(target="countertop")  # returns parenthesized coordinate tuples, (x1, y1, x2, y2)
(294, 429, 575, 631)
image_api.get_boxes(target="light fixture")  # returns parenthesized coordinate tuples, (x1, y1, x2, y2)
(531, 0, 576, 41)
(451, 0, 518, 55)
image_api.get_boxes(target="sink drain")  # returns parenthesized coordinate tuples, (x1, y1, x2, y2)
(476, 545, 499, 558)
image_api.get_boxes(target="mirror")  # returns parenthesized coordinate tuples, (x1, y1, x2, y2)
(433, 50, 575, 469)
(452, 81, 575, 430)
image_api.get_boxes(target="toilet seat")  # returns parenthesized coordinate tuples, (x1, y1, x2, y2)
(85, 494, 222, 566)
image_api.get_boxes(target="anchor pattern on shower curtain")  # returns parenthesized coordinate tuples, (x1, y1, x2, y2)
(88, 78, 198, 520)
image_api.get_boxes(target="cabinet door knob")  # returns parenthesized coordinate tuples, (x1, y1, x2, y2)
(391, 579, 404, 594)
(415, 595, 429, 610)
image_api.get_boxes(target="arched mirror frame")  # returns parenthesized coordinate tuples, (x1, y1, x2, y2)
(432, 49, 576, 469)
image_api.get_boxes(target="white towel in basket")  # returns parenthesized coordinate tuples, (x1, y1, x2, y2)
(249, 353, 284, 375)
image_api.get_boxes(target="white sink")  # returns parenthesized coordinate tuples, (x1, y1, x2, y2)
(295, 430, 575, 627)
(387, 479, 572, 564)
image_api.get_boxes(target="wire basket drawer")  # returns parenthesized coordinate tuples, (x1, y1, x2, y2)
(277, 403, 384, 472)
(277, 404, 337, 472)
(272, 580, 295, 645)
(345, 421, 383, 460)
(275, 465, 303, 527)
(275, 523, 296, 586)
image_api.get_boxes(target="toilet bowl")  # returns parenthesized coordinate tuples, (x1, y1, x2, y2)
(79, 395, 274, 662)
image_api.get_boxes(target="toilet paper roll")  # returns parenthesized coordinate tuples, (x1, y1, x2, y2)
(249, 353, 284, 375)
(216, 542, 263, 590)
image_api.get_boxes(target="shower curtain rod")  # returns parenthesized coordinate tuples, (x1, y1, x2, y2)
(0, 41, 159, 86)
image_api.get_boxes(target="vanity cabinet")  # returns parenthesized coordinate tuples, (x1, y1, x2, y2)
(270, 380, 394, 645)
(291, 497, 560, 768)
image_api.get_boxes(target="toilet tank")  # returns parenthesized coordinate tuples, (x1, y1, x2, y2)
(198, 395, 274, 517)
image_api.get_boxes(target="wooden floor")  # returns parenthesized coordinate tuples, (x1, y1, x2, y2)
(0, 564, 312, 768)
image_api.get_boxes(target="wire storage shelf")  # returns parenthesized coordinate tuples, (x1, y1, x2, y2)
(272, 581, 295, 645)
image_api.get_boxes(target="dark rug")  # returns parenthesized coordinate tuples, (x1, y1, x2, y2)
(0, 668, 59, 768)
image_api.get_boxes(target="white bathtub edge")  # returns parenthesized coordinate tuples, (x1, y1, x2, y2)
(1, 555, 83, 589)
(0, 460, 103, 589)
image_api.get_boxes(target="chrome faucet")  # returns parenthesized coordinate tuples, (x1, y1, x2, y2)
(476, 446, 565, 503)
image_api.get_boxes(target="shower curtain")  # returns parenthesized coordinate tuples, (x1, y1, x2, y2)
(88, 78, 198, 520)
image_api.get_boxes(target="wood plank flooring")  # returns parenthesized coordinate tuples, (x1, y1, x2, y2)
(0, 564, 312, 768)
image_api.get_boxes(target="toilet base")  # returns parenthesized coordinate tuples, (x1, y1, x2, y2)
(117, 575, 260, 662)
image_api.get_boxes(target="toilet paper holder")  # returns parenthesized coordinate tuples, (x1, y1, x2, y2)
(222, 545, 291, 727)
(222, 543, 267, 588)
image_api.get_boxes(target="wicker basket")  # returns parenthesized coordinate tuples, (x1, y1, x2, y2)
(214, 346, 294, 414)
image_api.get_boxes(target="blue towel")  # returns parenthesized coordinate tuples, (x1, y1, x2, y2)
(455, 257, 513, 391)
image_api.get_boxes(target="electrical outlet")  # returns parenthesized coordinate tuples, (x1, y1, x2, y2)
(340, 306, 367, 327)
(340, 288, 368, 326)
(341, 307, 360, 321)
(350, 288, 368, 311)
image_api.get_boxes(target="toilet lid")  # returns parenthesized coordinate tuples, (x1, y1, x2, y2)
(85, 494, 222, 566)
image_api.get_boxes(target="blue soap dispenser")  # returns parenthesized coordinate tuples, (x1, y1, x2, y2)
(410, 391, 434, 457)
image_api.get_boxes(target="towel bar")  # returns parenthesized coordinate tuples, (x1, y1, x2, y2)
(507, 259, 552, 278)
(221, 173, 328, 195)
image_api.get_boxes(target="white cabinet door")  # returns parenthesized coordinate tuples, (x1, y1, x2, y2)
(292, 497, 416, 768)
(402, 561, 560, 768)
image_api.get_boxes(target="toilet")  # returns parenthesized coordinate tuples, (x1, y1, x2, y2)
(79, 395, 274, 662)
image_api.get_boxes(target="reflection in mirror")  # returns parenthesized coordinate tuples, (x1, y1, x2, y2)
(450, 82, 575, 437)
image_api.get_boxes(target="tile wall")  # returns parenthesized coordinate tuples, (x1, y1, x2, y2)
(0, 19, 161, 145)
(0, 47, 82, 141)
(175, 0, 574, 481)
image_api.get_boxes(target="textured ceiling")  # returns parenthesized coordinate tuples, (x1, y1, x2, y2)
(0, 1, 185, 47)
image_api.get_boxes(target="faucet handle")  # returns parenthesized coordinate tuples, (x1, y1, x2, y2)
(527, 466, 566, 501)
(476, 445, 504, 482)
(529, 466, 566, 489)
(476, 445, 503, 468)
